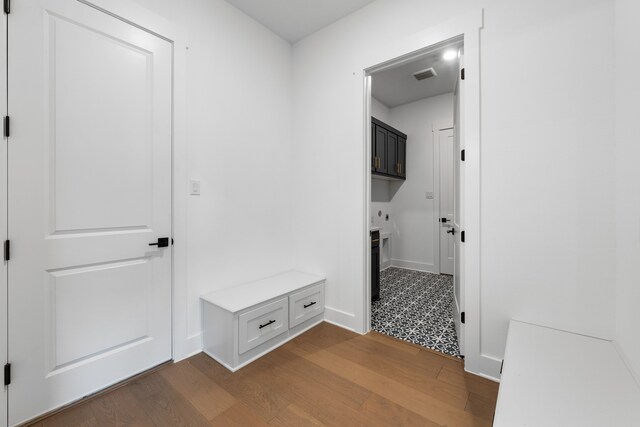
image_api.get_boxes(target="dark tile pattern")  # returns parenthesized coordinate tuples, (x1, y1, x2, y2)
(371, 267, 461, 357)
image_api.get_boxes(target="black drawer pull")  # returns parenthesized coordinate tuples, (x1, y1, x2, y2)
(303, 301, 317, 309)
(259, 319, 275, 329)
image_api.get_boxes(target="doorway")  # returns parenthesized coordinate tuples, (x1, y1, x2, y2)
(6, 1, 174, 424)
(365, 38, 465, 358)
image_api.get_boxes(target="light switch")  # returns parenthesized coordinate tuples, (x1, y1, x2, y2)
(190, 180, 201, 195)
(426, 192, 434, 199)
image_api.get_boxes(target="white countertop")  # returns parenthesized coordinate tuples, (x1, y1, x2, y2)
(494, 320, 640, 426)
(201, 270, 325, 313)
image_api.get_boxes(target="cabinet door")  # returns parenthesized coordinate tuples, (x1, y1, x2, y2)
(371, 123, 376, 172)
(387, 132, 398, 176)
(397, 137, 406, 178)
(374, 125, 388, 174)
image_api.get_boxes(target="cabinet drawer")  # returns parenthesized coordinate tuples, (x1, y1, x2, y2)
(238, 298, 288, 355)
(289, 284, 325, 328)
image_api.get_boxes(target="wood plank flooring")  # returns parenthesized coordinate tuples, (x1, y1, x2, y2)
(27, 322, 499, 427)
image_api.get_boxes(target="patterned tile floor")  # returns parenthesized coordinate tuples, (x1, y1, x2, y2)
(371, 267, 461, 357)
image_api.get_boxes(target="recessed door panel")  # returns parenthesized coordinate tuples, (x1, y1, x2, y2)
(397, 137, 406, 178)
(375, 125, 387, 174)
(50, 259, 151, 369)
(239, 298, 288, 354)
(51, 16, 153, 232)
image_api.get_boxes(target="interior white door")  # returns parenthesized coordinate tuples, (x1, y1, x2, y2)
(439, 128, 455, 275)
(8, 1, 172, 424)
(453, 57, 464, 357)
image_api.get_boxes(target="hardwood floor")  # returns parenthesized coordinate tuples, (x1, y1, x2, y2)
(27, 322, 499, 427)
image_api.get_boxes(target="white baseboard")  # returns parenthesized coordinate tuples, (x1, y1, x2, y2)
(391, 259, 437, 274)
(614, 340, 640, 388)
(324, 306, 357, 331)
(323, 318, 360, 334)
(174, 332, 203, 363)
(469, 354, 502, 382)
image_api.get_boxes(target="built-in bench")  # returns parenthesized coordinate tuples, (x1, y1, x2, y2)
(494, 319, 640, 426)
(201, 270, 325, 371)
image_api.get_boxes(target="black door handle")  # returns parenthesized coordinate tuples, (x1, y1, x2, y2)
(447, 229, 455, 235)
(149, 237, 169, 248)
(304, 301, 317, 308)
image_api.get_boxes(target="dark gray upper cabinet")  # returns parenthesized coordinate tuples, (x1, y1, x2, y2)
(371, 117, 407, 180)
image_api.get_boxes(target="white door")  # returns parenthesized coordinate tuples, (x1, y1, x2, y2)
(453, 56, 464, 356)
(439, 128, 455, 275)
(8, 1, 173, 424)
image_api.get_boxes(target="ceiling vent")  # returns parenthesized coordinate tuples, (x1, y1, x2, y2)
(412, 67, 437, 81)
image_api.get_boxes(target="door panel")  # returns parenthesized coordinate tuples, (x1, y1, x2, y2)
(386, 131, 398, 176)
(439, 129, 455, 275)
(397, 137, 406, 178)
(8, 1, 172, 424)
(51, 259, 151, 368)
(374, 125, 387, 174)
(371, 123, 376, 171)
(52, 16, 153, 231)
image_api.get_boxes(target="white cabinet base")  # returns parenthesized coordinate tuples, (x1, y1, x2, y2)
(202, 315, 323, 372)
(201, 270, 325, 372)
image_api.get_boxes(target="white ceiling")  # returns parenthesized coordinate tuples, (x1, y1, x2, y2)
(372, 44, 462, 108)
(225, 0, 376, 43)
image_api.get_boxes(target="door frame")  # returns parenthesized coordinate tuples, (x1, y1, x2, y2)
(360, 10, 484, 376)
(75, 0, 193, 363)
(1, 11, 7, 427)
(433, 122, 454, 276)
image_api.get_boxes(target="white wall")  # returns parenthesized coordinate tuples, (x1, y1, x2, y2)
(131, 0, 294, 358)
(615, 0, 640, 382)
(371, 96, 391, 122)
(291, 0, 617, 374)
(387, 94, 453, 271)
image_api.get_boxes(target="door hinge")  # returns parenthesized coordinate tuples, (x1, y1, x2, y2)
(461, 149, 465, 161)
(171, 238, 174, 246)
(3, 116, 9, 138)
(3, 240, 9, 261)
(461, 312, 466, 324)
(3, 0, 9, 15)
(461, 68, 465, 80)
(461, 231, 465, 243)
(4, 363, 10, 386)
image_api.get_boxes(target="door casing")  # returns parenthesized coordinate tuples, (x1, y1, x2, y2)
(361, 10, 486, 378)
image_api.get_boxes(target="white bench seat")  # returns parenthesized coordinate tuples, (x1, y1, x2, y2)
(494, 320, 640, 426)
(201, 270, 325, 371)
